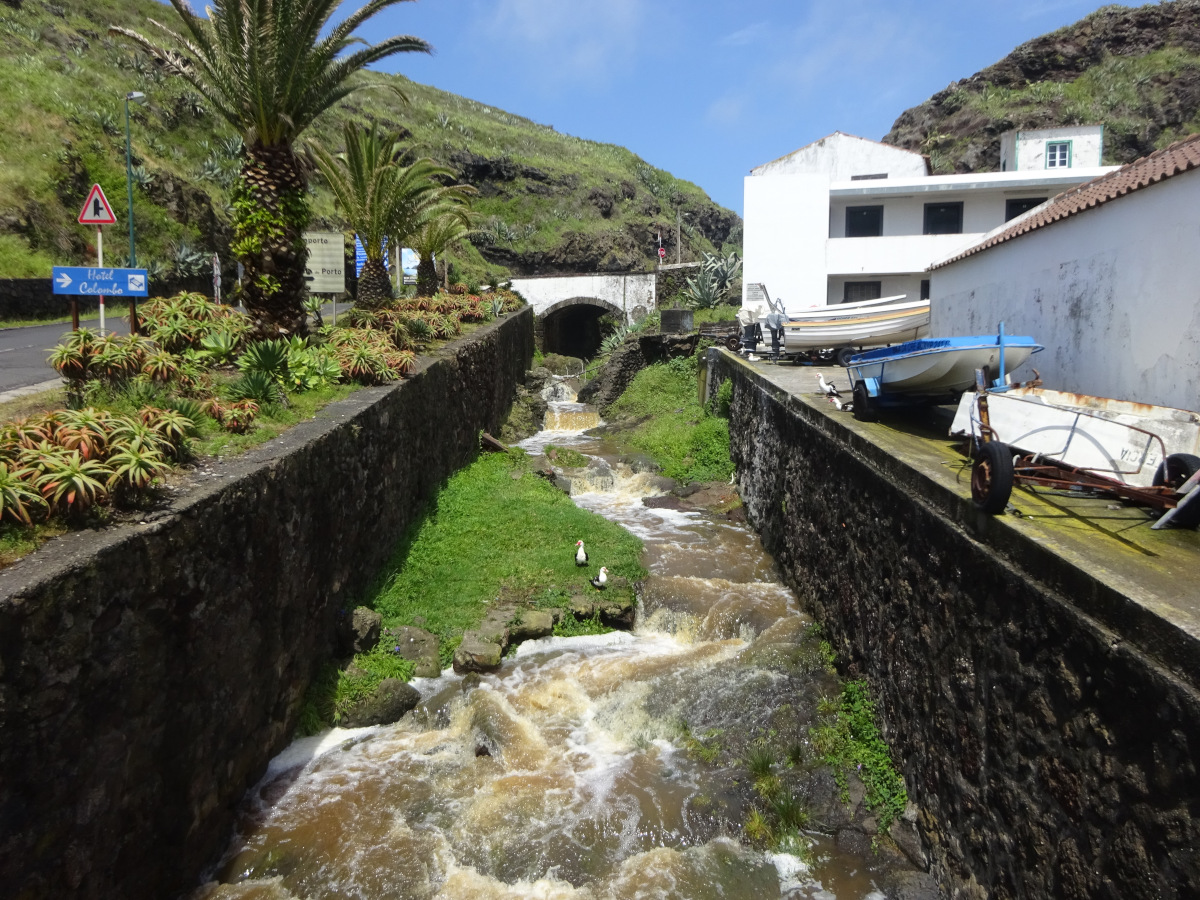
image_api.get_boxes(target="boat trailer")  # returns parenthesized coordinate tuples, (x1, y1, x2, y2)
(967, 369, 1200, 528)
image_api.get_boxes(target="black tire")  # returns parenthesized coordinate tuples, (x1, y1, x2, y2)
(836, 346, 858, 367)
(1152, 453, 1200, 489)
(972, 441, 1014, 514)
(852, 381, 878, 422)
(724, 334, 742, 352)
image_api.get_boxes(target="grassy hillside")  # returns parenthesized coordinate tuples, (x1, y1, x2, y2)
(0, 0, 740, 283)
(884, 1, 1200, 173)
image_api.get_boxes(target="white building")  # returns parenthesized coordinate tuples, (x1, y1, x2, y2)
(999, 125, 1105, 172)
(742, 130, 1116, 312)
(930, 134, 1200, 411)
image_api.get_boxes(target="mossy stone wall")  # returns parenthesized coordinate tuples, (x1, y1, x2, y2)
(0, 308, 533, 898)
(712, 349, 1200, 899)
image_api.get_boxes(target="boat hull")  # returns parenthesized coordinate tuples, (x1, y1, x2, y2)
(848, 337, 1041, 397)
(761, 297, 932, 352)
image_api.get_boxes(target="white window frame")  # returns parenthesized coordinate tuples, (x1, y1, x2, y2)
(1046, 141, 1072, 169)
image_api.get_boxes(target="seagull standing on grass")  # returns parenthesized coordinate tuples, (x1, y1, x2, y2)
(575, 540, 589, 566)
(590, 567, 608, 590)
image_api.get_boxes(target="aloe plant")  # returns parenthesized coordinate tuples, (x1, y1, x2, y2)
(108, 443, 170, 497)
(0, 463, 45, 525)
(35, 452, 112, 516)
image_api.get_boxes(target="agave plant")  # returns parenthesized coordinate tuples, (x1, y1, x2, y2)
(0, 463, 45, 525)
(199, 329, 240, 366)
(228, 370, 285, 406)
(237, 339, 289, 381)
(48, 342, 91, 382)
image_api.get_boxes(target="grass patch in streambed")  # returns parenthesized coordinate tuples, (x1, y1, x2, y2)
(366, 448, 645, 655)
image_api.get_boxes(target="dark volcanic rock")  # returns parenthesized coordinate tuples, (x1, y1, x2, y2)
(883, 1, 1200, 171)
(339, 679, 420, 728)
(385, 626, 441, 678)
(341, 607, 382, 655)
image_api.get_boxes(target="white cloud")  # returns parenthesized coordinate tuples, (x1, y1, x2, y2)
(720, 22, 769, 47)
(471, 0, 646, 91)
(705, 92, 747, 126)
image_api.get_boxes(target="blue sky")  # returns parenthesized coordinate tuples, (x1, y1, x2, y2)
(284, 1, 1113, 215)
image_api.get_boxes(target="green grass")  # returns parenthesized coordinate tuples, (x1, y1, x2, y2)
(606, 355, 734, 484)
(809, 680, 908, 833)
(0, 519, 67, 569)
(365, 449, 644, 652)
(197, 383, 360, 457)
(691, 304, 740, 326)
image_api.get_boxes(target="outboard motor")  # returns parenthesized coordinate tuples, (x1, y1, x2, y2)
(735, 307, 762, 353)
(764, 296, 786, 357)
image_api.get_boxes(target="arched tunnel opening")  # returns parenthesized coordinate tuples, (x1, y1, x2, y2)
(539, 301, 619, 360)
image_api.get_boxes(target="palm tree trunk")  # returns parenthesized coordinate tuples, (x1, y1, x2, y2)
(356, 258, 393, 308)
(416, 256, 438, 298)
(236, 145, 311, 338)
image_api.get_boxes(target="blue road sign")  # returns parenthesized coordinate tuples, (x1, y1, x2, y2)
(354, 235, 388, 277)
(52, 267, 149, 297)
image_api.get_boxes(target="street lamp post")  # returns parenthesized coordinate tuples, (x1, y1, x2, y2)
(124, 90, 146, 334)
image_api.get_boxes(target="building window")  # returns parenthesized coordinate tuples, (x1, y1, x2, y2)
(1005, 197, 1047, 221)
(923, 202, 964, 235)
(845, 205, 884, 238)
(1046, 141, 1071, 168)
(920, 279, 930, 301)
(844, 281, 882, 303)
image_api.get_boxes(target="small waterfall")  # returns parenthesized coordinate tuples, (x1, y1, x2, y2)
(537, 377, 600, 432)
(544, 403, 601, 432)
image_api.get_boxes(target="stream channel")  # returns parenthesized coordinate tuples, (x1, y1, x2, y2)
(196, 382, 925, 900)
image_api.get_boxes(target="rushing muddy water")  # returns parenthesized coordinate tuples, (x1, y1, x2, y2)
(195, 394, 921, 900)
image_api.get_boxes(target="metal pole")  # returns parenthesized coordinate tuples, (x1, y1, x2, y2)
(124, 93, 142, 334)
(96, 225, 105, 335)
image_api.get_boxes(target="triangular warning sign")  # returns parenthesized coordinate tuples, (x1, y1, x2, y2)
(78, 184, 117, 225)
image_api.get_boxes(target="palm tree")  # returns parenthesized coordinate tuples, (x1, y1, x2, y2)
(310, 122, 474, 307)
(408, 204, 476, 298)
(112, 0, 430, 338)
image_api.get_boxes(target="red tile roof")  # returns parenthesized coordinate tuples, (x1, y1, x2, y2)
(932, 133, 1200, 269)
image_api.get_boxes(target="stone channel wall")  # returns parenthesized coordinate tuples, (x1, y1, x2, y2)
(710, 349, 1200, 899)
(0, 308, 534, 899)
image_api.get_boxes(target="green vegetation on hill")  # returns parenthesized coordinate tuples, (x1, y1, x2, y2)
(884, 2, 1200, 172)
(0, 0, 739, 282)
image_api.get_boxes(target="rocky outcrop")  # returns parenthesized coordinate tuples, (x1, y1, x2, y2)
(339, 679, 421, 728)
(386, 625, 441, 678)
(884, 1, 1200, 171)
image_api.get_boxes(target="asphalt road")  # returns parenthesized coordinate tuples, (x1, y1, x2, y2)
(0, 302, 348, 395)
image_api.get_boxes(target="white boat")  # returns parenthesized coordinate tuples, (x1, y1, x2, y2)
(779, 296, 931, 354)
(847, 334, 1042, 399)
(951, 386, 1200, 488)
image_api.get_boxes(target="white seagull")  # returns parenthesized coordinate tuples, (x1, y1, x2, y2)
(817, 373, 841, 398)
(590, 567, 608, 590)
(575, 540, 588, 566)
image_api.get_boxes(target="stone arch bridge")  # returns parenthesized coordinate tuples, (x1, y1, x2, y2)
(509, 273, 656, 358)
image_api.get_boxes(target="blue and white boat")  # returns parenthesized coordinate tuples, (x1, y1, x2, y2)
(846, 329, 1043, 418)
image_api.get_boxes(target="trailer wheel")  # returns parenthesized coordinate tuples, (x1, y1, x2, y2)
(836, 346, 858, 367)
(972, 441, 1014, 514)
(852, 381, 878, 422)
(1153, 453, 1200, 489)
(724, 334, 742, 352)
